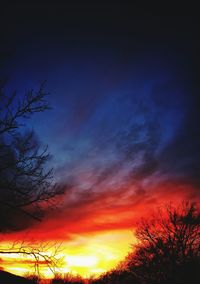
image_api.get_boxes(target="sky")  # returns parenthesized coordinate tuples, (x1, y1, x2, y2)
(0, 5, 200, 278)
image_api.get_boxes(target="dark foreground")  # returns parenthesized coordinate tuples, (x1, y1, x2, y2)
(0, 270, 34, 283)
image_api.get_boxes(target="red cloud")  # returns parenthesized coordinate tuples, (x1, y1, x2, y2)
(2, 178, 199, 242)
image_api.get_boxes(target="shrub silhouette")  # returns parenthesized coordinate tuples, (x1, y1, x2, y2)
(91, 269, 140, 284)
(24, 273, 40, 283)
(51, 273, 84, 284)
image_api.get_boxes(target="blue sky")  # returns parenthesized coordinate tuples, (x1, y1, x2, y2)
(4, 48, 188, 186)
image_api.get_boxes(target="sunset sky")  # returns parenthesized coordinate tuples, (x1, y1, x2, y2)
(0, 6, 200, 278)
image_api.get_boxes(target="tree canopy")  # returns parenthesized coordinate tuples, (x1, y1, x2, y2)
(125, 202, 200, 284)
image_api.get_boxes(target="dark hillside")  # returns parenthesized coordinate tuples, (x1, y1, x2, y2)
(0, 270, 34, 284)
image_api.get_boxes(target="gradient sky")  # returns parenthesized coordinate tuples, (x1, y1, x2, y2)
(0, 6, 200, 277)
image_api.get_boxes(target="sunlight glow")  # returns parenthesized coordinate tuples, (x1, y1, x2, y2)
(67, 255, 98, 267)
(0, 230, 134, 279)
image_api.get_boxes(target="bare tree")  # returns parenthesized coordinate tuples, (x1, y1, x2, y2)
(0, 241, 63, 276)
(0, 80, 64, 230)
(0, 80, 64, 274)
(125, 202, 200, 284)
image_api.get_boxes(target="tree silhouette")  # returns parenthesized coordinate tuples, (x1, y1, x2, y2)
(125, 202, 200, 284)
(0, 80, 63, 231)
(0, 80, 64, 274)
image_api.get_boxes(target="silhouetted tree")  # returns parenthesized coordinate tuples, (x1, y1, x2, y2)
(0, 80, 63, 231)
(125, 202, 200, 284)
(0, 80, 64, 274)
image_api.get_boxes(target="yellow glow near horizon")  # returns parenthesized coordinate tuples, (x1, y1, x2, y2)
(0, 229, 135, 279)
(67, 255, 98, 267)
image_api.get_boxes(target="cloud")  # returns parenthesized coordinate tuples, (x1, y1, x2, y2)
(3, 178, 197, 243)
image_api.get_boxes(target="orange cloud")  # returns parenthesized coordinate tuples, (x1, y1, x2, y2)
(2, 179, 198, 242)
